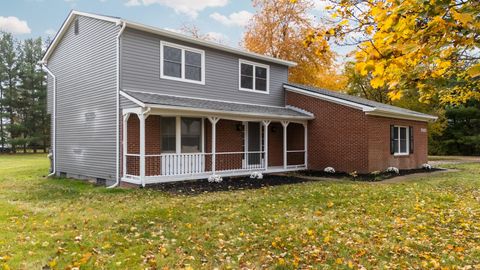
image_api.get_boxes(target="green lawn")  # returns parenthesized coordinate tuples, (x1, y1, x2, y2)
(0, 155, 479, 269)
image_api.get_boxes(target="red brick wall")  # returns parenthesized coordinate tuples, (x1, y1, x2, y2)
(287, 123, 305, 166)
(286, 90, 429, 173)
(124, 115, 162, 176)
(268, 122, 284, 167)
(287, 91, 370, 173)
(205, 119, 244, 171)
(367, 116, 428, 171)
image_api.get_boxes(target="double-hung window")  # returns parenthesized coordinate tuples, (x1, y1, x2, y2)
(161, 41, 205, 84)
(391, 125, 413, 155)
(239, 59, 269, 93)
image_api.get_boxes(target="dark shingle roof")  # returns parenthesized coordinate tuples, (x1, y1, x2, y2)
(284, 82, 437, 120)
(124, 90, 313, 119)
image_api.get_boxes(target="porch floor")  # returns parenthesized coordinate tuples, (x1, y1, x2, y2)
(122, 165, 307, 186)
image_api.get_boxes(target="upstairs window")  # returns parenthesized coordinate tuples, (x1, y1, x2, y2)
(160, 41, 205, 84)
(239, 59, 269, 93)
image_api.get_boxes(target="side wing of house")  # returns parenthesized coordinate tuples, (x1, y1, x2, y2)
(46, 14, 120, 181)
(120, 28, 289, 107)
(285, 83, 436, 173)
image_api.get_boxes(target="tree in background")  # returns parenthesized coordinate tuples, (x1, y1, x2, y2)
(0, 32, 20, 152)
(17, 38, 47, 153)
(244, 0, 346, 91)
(344, 61, 389, 103)
(303, 0, 480, 104)
(431, 100, 480, 155)
(0, 32, 49, 153)
(180, 23, 227, 44)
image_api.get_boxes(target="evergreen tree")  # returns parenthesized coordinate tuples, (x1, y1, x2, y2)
(434, 101, 480, 155)
(18, 38, 46, 153)
(0, 32, 20, 153)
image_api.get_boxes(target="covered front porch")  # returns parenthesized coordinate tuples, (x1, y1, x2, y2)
(120, 91, 313, 186)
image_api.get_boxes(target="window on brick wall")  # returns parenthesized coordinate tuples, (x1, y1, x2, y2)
(391, 125, 410, 155)
(161, 117, 176, 153)
(181, 118, 202, 153)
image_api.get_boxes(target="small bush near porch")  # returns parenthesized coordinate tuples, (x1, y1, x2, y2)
(0, 155, 479, 269)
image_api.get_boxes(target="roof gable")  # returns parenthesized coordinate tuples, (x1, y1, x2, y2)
(42, 10, 296, 67)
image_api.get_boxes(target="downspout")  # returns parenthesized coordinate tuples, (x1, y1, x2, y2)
(108, 20, 127, 189)
(39, 62, 56, 177)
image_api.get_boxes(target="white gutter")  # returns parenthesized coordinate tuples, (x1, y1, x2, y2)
(108, 20, 127, 189)
(39, 62, 56, 177)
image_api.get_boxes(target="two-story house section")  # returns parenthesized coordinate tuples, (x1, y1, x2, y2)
(41, 11, 437, 187)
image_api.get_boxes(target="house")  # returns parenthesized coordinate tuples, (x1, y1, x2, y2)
(40, 11, 437, 187)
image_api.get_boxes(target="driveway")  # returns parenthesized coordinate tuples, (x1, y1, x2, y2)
(428, 156, 480, 166)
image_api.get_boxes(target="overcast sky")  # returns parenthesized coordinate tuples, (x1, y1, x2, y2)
(0, 0, 355, 62)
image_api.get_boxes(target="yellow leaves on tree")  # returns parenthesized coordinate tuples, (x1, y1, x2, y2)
(243, 0, 346, 91)
(323, 0, 480, 104)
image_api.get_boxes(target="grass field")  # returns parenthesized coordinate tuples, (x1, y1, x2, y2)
(0, 154, 479, 269)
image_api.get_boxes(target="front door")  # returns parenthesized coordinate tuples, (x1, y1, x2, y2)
(247, 122, 261, 167)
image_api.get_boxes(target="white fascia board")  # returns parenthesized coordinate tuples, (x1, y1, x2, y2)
(284, 85, 374, 111)
(144, 103, 314, 122)
(42, 10, 121, 62)
(120, 91, 145, 107)
(365, 110, 438, 122)
(124, 20, 297, 67)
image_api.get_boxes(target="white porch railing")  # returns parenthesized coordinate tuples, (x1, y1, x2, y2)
(160, 153, 206, 176)
(136, 151, 266, 177)
(286, 150, 307, 169)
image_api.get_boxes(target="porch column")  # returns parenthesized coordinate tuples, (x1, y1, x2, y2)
(138, 110, 149, 187)
(262, 120, 271, 170)
(122, 113, 130, 178)
(208, 117, 220, 174)
(303, 122, 308, 168)
(281, 121, 290, 169)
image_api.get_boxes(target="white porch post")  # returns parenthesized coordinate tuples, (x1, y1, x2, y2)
(122, 113, 130, 178)
(138, 111, 149, 187)
(281, 121, 289, 169)
(208, 117, 220, 174)
(263, 120, 271, 170)
(303, 122, 308, 168)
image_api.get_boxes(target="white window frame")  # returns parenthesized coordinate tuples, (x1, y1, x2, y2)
(238, 59, 270, 94)
(160, 41, 205, 85)
(393, 125, 409, 156)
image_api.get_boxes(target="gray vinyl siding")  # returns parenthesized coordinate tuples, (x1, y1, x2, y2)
(46, 15, 119, 181)
(120, 96, 138, 109)
(120, 28, 289, 107)
(47, 75, 53, 114)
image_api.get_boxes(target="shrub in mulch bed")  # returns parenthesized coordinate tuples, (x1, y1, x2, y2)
(300, 167, 445, 182)
(147, 174, 313, 195)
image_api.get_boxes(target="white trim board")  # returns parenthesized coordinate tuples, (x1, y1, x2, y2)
(284, 85, 437, 122)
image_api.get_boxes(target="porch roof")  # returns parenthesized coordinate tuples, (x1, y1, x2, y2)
(121, 90, 314, 120)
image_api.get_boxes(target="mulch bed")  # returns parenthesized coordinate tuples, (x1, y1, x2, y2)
(299, 167, 445, 182)
(147, 174, 312, 195)
(147, 168, 445, 195)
